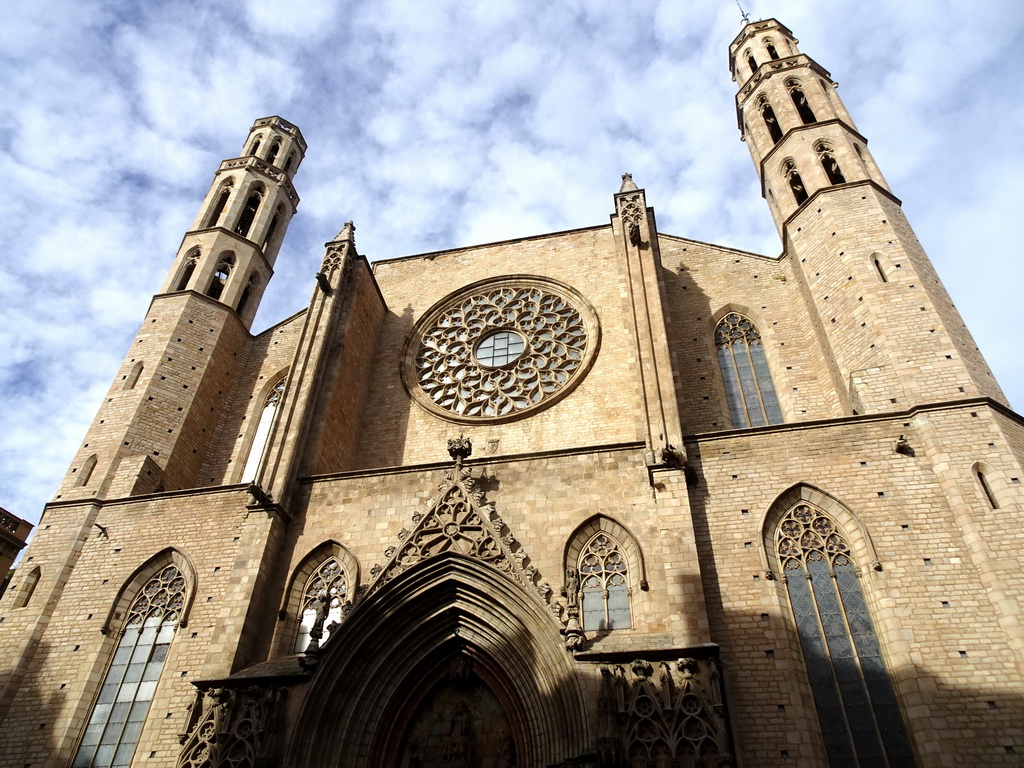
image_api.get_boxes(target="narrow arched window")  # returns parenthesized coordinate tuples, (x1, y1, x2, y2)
(977, 469, 999, 509)
(236, 273, 259, 317)
(78, 455, 98, 487)
(13, 566, 40, 608)
(283, 152, 296, 174)
(234, 190, 262, 238)
(204, 186, 231, 228)
(758, 96, 783, 144)
(765, 38, 779, 60)
(577, 533, 631, 631)
(787, 79, 816, 124)
(249, 134, 263, 157)
(262, 209, 282, 251)
(715, 312, 783, 428)
(174, 257, 198, 292)
(206, 255, 233, 301)
(123, 361, 144, 390)
(745, 50, 757, 76)
(72, 565, 186, 768)
(241, 377, 285, 481)
(872, 253, 889, 283)
(776, 503, 915, 766)
(266, 139, 281, 167)
(783, 160, 808, 205)
(294, 556, 348, 652)
(816, 141, 846, 185)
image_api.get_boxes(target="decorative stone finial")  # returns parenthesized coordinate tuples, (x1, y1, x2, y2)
(334, 220, 356, 244)
(447, 433, 472, 465)
(619, 172, 638, 193)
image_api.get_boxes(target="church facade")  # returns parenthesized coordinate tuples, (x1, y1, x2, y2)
(1, 17, 1022, 768)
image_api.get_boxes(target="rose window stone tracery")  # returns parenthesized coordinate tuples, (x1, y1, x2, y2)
(403, 277, 599, 422)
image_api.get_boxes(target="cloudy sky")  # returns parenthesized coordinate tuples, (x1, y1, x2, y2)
(2, 0, 1022, 528)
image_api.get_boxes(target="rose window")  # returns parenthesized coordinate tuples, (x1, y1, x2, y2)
(403, 277, 599, 422)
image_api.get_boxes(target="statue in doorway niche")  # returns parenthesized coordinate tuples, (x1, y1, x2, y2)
(440, 702, 472, 767)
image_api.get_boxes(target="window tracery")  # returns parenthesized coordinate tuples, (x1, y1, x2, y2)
(783, 159, 808, 205)
(577, 533, 631, 631)
(776, 504, 915, 767)
(786, 78, 817, 124)
(175, 251, 200, 292)
(715, 312, 783, 428)
(73, 565, 186, 768)
(294, 556, 348, 653)
(758, 95, 783, 144)
(816, 141, 846, 185)
(404, 278, 599, 422)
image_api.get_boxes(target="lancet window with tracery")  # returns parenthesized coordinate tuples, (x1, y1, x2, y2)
(715, 313, 783, 428)
(240, 377, 285, 482)
(776, 504, 915, 767)
(578, 533, 631, 631)
(294, 557, 348, 652)
(73, 565, 186, 768)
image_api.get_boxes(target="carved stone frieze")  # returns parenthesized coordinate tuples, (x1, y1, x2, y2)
(596, 657, 735, 767)
(177, 686, 284, 768)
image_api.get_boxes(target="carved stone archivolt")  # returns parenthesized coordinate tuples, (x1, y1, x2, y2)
(177, 686, 284, 768)
(597, 658, 735, 768)
(402, 276, 600, 423)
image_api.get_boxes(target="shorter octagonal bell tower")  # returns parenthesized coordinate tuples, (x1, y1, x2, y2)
(730, 19, 890, 231)
(161, 117, 306, 327)
(730, 18, 1004, 415)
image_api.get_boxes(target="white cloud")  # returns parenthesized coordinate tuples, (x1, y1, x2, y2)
(1, 0, 1022, 531)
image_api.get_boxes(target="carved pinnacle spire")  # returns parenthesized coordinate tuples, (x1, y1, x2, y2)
(447, 432, 472, 469)
(619, 173, 638, 193)
(334, 220, 356, 244)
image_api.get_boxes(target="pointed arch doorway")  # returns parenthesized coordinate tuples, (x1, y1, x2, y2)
(286, 554, 589, 767)
(381, 639, 527, 767)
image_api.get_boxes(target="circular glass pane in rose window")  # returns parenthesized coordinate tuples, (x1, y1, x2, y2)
(475, 330, 525, 367)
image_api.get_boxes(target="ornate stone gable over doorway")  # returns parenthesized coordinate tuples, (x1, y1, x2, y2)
(363, 435, 554, 606)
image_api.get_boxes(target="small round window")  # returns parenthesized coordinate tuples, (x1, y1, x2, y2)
(475, 330, 525, 367)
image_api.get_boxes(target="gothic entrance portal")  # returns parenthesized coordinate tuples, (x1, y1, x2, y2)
(389, 652, 521, 768)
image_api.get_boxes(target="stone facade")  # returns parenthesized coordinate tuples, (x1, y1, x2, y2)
(1, 17, 1022, 768)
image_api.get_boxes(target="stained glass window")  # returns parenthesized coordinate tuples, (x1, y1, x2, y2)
(73, 565, 186, 768)
(295, 556, 348, 652)
(578, 533, 631, 631)
(777, 504, 916, 767)
(715, 313, 784, 428)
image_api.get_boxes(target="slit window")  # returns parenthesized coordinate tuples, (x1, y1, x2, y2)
(78, 455, 98, 487)
(124, 362, 144, 390)
(13, 567, 40, 608)
(978, 469, 999, 509)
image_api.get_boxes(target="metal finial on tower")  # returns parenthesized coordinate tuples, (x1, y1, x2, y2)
(735, 0, 750, 24)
